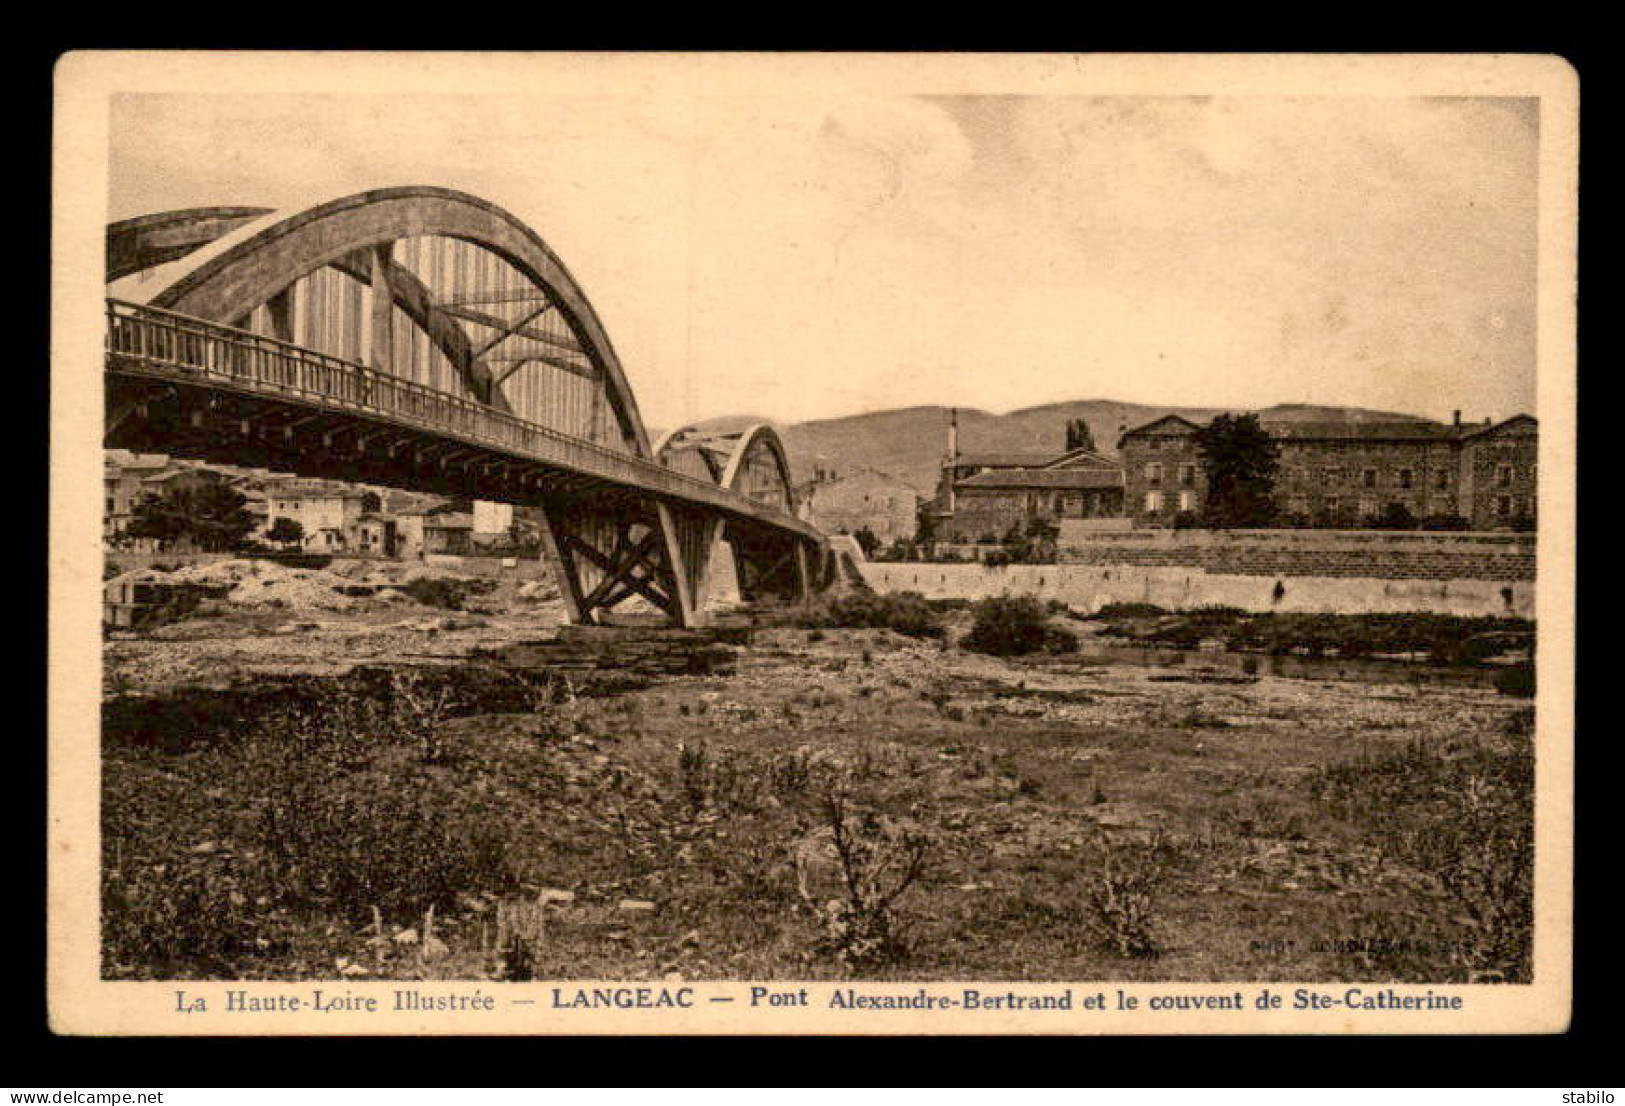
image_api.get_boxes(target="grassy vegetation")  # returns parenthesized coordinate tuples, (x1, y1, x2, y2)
(1094, 607, 1533, 664)
(102, 627, 1536, 983)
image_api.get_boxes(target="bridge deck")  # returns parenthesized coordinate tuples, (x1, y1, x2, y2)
(106, 300, 821, 542)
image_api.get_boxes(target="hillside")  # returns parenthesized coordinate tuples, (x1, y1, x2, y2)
(777, 401, 1430, 494)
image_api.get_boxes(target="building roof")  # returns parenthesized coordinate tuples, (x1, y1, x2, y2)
(1459, 414, 1538, 440)
(423, 512, 474, 530)
(140, 467, 236, 484)
(1119, 413, 1537, 446)
(805, 466, 923, 495)
(1042, 446, 1119, 470)
(1261, 420, 1462, 442)
(264, 479, 371, 499)
(957, 467, 1124, 490)
(948, 452, 1064, 470)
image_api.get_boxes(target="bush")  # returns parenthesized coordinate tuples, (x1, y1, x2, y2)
(1087, 833, 1168, 958)
(799, 792, 929, 971)
(961, 597, 1077, 657)
(1092, 602, 1169, 620)
(1495, 663, 1536, 697)
(802, 591, 945, 640)
(398, 575, 498, 610)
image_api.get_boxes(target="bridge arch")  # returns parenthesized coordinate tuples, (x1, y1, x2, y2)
(651, 424, 727, 483)
(717, 423, 797, 514)
(119, 186, 652, 457)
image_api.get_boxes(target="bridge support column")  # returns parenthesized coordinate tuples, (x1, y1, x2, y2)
(533, 495, 719, 629)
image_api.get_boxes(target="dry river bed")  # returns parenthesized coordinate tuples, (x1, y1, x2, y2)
(100, 610, 1534, 984)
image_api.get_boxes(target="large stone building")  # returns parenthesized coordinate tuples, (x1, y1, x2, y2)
(1118, 412, 1538, 531)
(799, 467, 922, 544)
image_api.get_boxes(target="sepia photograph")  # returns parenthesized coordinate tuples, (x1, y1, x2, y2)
(49, 52, 1577, 1035)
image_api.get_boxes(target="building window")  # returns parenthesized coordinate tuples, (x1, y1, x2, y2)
(1145, 490, 1163, 513)
(1496, 496, 1513, 517)
(1177, 490, 1195, 513)
(1179, 463, 1196, 487)
(1146, 462, 1163, 485)
(1358, 498, 1377, 518)
(1398, 469, 1413, 489)
(1497, 465, 1513, 488)
(1361, 468, 1378, 489)
(1435, 469, 1450, 490)
(1324, 466, 1344, 486)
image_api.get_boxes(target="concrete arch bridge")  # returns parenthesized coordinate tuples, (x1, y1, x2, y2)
(105, 186, 826, 627)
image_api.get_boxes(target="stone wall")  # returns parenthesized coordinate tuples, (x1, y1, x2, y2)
(1054, 528, 1535, 581)
(861, 530, 1536, 617)
(859, 561, 1534, 618)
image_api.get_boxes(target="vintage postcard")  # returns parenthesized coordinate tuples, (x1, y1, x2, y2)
(50, 51, 1577, 1035)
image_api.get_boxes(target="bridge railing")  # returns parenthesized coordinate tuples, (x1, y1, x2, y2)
(106, 300, 817, 535)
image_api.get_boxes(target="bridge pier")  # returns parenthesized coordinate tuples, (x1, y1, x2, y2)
(533, 495, 724, 629)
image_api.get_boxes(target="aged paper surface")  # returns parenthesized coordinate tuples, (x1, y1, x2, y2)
(51, 51, 1577, 1035)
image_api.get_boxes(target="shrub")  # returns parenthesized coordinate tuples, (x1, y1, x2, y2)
(1093, 602, 1169, 620)
(1495, 663, 1536, 698)
(398, 575, 498, 610)
(803, 591, 945, 640)
(798, 792, 929, 971)
(1087, 833, 1166, 958)
(961, 597, 1077, 657)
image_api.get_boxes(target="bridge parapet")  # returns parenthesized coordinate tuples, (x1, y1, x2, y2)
(107, 299, 821, 542)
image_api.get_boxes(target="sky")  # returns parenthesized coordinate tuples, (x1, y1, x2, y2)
(108, 91, 1539, 431)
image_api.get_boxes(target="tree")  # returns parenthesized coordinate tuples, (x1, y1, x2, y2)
(1374, 502, 1418, 530)
(1194, 414, 1280, 528)
(914, 503, 937, 546)
(125, 483, 256, 553)
(1065, 418, 1098, 454)
(266, 517, 305, 550)
(851, 526, 883, 559)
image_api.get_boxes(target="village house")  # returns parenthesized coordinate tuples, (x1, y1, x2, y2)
(420, 510, 476, 555)
(1118, 412, 1538, 531)
(103, 452, 172, 540)
(262, 479, 384, 552)
(104, 455, 246, 548)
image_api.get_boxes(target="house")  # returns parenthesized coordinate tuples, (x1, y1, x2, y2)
(262, 479, 383, 551)
(420, 511, 475, 555)
(103, 452, 171, 540)
(929, 410, 1126, 542)
(1117, 412, 1538, 530)
(799, 468, 922, 544)
(104, 456, 243, 549)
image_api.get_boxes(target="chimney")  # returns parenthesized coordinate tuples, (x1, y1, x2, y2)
(946, 408, 959, 514)
(1452, 410, 1461, 430)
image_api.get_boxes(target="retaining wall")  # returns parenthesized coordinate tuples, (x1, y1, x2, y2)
(1055, 528, 1534, 582)
(859, 561, 1533, 618)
